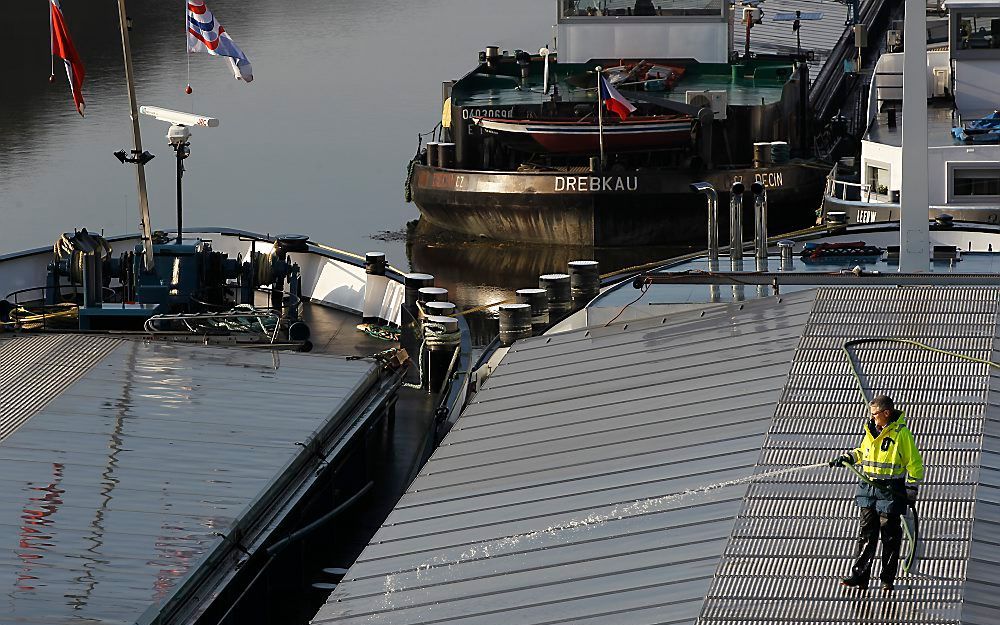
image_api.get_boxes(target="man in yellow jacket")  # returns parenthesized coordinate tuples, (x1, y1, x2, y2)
(830, 394, 924, 591)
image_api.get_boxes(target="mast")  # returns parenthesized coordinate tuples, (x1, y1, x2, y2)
(117, 0, 155, 273)
(899, 0, 928, 272)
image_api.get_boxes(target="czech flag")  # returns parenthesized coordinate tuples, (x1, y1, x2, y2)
(599, 75, 636, 120)
(50, 0, 85, 116)
(187, 0, 253, 82)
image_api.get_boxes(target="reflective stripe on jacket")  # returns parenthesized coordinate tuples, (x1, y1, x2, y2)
(849, 411, 924, 485)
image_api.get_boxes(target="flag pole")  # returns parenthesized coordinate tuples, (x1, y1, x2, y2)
(596, 66, 605, 171)
(49, 2, 55, 81)
(116, 0, 155, 273)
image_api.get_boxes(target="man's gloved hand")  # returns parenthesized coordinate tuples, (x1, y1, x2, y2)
(829, 453, 855, 467)
(906, 485, 918, 503)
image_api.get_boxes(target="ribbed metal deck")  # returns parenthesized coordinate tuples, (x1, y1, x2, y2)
(311, 292, 818, 624)
(312, 285, 1000, 625)
(0, 335, 120, 442)
(697, 287, 1000, 625)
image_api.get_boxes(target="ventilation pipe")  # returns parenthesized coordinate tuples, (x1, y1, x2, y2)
(691, 182, 719, 269)
(751, 181, 768, 264)
(729, 182, 745, 265)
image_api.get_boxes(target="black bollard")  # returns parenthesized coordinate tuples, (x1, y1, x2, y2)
(568, 260, 600, 307)
(424, 314, 461, 393)
(516, 288, 549, 328)
(403, 273, 434, 314)
(498, 303, 532, 347)
(539, 273, 572, 320)
(424, 301, 456, 317)
(401, 273, 433, 371)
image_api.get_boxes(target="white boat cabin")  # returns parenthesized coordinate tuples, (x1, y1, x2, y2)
(860, 0, 1000, 210)
(556, 0, 732, 63)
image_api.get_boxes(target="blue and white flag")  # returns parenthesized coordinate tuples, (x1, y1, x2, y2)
(187, 0, 253, 82)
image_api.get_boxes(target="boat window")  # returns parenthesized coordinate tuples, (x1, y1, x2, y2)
(953, 167, 1000, 197)
(866, 164, 890, 196)
(956, 13, 1000, 50)
(561, 0, 723, 18)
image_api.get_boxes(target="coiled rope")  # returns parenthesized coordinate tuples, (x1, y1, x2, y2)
(402, 306, 462, 391)
(0, 303, 79, 330)
(404, 155, 419, 203)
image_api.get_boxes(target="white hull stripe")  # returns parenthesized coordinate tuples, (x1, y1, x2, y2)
(476, 119, 689, 135)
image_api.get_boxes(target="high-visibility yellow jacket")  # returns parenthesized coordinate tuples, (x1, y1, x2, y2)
(849, 412, 924, 485)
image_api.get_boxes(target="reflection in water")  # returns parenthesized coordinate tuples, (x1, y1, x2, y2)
(15, 463, 65, 592)
(407, 219, 696, 343)
(407, 219, 695, 307)
(1, 0, 552, 267)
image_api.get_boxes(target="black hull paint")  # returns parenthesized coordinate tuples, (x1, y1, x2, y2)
(411, 163, 826, 246)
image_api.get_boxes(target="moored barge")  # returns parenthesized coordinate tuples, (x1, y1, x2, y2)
(408, 0, 835, 246)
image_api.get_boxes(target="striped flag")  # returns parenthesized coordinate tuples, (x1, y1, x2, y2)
(599, 75, 636, 120)
(50, 0, 85, 116)
(187, 1, 253, 82)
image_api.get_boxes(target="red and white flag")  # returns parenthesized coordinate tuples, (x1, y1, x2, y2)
(599, 75, 636, 120)
(50, 0, 85, 116)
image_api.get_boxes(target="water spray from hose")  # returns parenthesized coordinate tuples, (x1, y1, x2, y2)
(379, 461, 830, 604)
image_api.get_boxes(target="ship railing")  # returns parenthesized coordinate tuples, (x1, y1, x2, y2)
(144, 309, 283, 342)
(825, 166, 871, 202)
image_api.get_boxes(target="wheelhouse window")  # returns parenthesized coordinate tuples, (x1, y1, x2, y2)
(952, 167, 1000, 197)
(956, 12, 1000, 50)
(561, 0, 723, 18)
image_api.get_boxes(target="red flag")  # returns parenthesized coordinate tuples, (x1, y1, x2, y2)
(50, 0, 85, 116)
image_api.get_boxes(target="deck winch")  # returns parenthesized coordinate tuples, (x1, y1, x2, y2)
(43, 228, 310, 345)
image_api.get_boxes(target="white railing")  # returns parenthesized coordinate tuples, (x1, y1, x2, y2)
(825, 165, 872, 202)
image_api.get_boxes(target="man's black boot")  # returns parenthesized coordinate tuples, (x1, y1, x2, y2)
(841, 574, 869, 589)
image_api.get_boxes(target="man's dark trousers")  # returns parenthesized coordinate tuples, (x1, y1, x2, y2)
(850, 507, 902, 584)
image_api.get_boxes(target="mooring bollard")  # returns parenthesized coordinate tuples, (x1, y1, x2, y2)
(424, 301, 456, 317)
(403, 273, 434, 316)
(516, 288, 549, 328)
(401, 273, 434, 368)
(362, 252, 390, 327)
(498, 303, 532, 347)
(539, 273, 572, 319)
(416, 286, 448, 321)
(423, 314, 461, 393)
(568, 260, 600, 307)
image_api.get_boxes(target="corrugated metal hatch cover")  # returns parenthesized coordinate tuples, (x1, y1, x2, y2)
(0, 335, 377, 624)
(313, 286, 1000, 625)
(0, 335, 120, 441)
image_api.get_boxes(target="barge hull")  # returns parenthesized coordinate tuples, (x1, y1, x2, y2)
(412, 164, 825, 246)
(823, 196, 1000, 227)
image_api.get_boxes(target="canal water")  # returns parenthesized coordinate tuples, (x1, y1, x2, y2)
(1, 0, 692, 338)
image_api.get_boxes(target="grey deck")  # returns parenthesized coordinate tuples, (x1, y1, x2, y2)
(0, 331, 380, 624)
(313, 286, 1000, 625)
